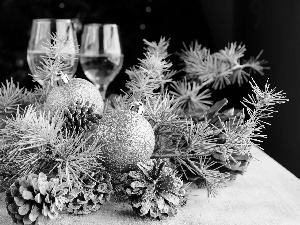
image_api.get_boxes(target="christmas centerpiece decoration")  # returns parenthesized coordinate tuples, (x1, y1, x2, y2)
(0, 32, 288, 224)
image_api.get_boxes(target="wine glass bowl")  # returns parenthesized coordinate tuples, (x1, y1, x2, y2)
(80, 23, 123, 99)
(27, 19, 79, 85)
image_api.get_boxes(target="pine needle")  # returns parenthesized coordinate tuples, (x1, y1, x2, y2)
(170, 78, 212, 111)
(0, 78, 25, 114)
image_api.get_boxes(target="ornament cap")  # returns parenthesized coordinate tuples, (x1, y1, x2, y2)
(57, 71, 70, 86)
(129, 101, 145, 115)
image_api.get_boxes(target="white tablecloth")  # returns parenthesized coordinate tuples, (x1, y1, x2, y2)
(1, 147, 300, 225)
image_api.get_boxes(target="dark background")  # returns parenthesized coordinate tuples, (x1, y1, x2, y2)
(0, 0, 298, 178)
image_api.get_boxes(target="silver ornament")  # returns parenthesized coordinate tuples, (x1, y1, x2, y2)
(94, 110, 155, 173)
(45, 78, 104, 115)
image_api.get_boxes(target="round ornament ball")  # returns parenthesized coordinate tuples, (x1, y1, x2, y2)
(45, 78, 104, 115)
(94, 110, 155, 173)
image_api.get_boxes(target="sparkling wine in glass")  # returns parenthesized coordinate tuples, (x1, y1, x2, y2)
(27, 19, 79, 85)
(80, 24, 123, 98)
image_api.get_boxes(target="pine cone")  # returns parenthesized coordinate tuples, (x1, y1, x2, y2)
(125, 159, 186, 219)
(212, 152, 253, 180)
(64, 171, 113, 215)
(205, 99, 251, 180)
(62, 99, 102, 134)
(5, 173, 65, 225)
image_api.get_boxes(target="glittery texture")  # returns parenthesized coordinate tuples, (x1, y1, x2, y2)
(94, 110, 155, 173)
(45, 78, 104, 115)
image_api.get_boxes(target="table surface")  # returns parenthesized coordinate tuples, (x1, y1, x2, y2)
(1, 146, 300, 225)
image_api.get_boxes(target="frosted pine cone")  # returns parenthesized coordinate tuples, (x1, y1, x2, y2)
(125, 159, 186, 219)
(212, 152, 253, 180)
(64, 171, 113, 215)
(62, 99, 102, 134)
(5, 173, 65, 225)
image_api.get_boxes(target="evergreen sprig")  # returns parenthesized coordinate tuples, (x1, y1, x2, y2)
(169, 78, 213, 111)
(125, 54, 171, 98)
(144, 93, 180, 129)
(1, 105, 64, 151)
(174, 156, 230, 197)
(149, 117, 229, 196)
(0, 78, 26, 114)
(211, 78, 288, 165)
(179, 42, 267, 89)
(125, 38, 175, 99)
(150, 117, 217, 158)
(1, 104, 103, 189)
(182, 119, 218, 156)
(144, 37, 171, 60)
(31, 32, 79, 86)
(48, 133, 104, 188)
(241, 78, 288, 143)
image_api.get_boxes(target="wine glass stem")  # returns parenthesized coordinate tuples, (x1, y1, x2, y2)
(96, 84, 108, 99)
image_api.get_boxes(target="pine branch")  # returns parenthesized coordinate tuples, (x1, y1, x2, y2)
(125, 38, 176, 99)
(212, 78, 288, 163)
(1, 105, 64, 153)
(30, 32, 79, 86)
(144, 37, 171, 61)
(169, 78, 213, 112)
(151, 118, 217, 160)
(42, 33, 78, 60)
(144, 93, 180, 128)
(174, 156, 229, 197)
(179, 42, 268, 89)
(7, 132, 103, 190)
(125, 65, 162, 98)
(240, 78, 288, 147)
(182, 120, 218, 156)
(0, 78, 25, 114)
(50, 133, 104, 188)
(212, 115, 254, 163)
(179, 41, 212, 81)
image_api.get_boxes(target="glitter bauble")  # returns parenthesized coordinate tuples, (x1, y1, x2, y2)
(94, 110, 155, 173)
(45, 78, 104, 115)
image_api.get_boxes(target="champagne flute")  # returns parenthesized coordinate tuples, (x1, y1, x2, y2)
(27, 19, 79, 86)
(80, 23, 123, 99)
